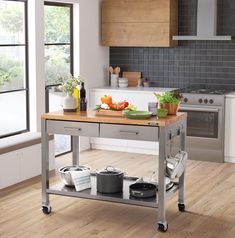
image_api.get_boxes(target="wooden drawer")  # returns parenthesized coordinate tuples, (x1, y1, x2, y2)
(100, 124, 158, 142)
(47, 121, 99, 137)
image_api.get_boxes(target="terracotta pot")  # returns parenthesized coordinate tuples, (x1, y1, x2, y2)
(160, 103, 180, 115)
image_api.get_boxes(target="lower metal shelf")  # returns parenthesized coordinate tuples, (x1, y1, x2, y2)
(47, 175, 179, 208)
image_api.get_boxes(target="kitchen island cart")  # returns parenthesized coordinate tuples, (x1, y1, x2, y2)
(41, 110, 187, 232)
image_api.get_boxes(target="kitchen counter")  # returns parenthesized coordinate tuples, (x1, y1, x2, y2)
(91, 86, 177, 94)
(226, 92, 235, 98)
(225, 92, 235, 163)
(42, 110, 186, 128)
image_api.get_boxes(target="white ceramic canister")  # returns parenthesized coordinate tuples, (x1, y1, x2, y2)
(110, 74, 119, 87)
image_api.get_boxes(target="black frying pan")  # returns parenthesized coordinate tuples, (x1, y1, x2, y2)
(129, 183, 157, 198)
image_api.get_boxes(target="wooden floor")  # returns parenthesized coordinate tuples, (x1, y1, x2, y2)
(1, 149, 235, 238)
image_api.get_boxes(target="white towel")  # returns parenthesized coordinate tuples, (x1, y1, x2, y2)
(70, 170, 91, 192)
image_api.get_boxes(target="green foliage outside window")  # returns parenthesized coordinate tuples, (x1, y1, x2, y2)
(0, 56, 23, 88)
(44, 5, 71, 86)
(0, 4, 23, 33)
(0, 3, 71, 88)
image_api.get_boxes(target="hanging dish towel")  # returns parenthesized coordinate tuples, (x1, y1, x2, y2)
(70, 170, 91, 192)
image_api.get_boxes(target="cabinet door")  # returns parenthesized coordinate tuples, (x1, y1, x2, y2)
(101, 0, 178, 47)
(225, 97, 235, 162)
(102, 0, 170, 23)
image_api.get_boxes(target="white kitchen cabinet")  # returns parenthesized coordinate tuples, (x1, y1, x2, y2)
(89, 87, 175, 154)
(0, 141, 55, 189)
(225, 94, 235, 163)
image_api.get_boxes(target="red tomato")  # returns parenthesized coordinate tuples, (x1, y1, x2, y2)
(117, 101, 129, 108)
(110, 103, 125, 111)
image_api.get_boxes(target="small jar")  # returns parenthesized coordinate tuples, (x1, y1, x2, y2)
(148, 102, 158, 116)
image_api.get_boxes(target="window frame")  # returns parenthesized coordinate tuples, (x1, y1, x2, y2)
(44, 1, 74, 84)
(44, 2, 74, 156)
(0, 0, 29, 139)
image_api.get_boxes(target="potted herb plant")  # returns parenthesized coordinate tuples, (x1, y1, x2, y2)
(58, 74, 81, 112)
(154, 91, 182, 115)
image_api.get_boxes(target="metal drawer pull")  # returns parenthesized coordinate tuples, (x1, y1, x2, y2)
(119, 131, 139, 135)
(64, 127, 82, 131)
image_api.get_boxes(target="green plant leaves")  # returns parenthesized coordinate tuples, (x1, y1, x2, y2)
(154, 92, 182, 105)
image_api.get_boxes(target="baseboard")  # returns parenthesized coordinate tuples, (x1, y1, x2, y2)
(224, 156, 235, 163)
(91, 143, 159, 155)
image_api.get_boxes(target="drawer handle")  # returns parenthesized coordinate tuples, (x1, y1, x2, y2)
(119, 131, 139, 135)
(64, 127, 82, 131)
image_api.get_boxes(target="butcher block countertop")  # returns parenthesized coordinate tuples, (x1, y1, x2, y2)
(42, 110, 187, 127)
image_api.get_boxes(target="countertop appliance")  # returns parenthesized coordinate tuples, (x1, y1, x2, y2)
(177, 86, 231, 162)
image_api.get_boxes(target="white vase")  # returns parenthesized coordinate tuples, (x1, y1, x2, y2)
(63, 93, 77, 112)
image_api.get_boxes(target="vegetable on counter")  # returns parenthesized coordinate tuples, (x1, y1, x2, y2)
(125, 104, 137, 111)
(95, 95, 137, 112)
(109, 101, 129, 111)
(101, 95, 112, 106)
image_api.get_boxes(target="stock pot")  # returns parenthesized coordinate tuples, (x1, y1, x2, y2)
(96, 166, 124, 193)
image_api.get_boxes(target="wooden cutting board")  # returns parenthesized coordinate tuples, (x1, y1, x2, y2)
(123, 72, 141, 87)
(95, 109, 124, 117)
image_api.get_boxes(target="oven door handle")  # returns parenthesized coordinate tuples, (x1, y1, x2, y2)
(180, 106, 220, 113)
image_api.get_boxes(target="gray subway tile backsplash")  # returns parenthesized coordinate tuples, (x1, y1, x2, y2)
(110, 0, 235, 89)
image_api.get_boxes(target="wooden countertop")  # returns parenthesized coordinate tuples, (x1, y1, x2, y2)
(42, 110, 186, 127)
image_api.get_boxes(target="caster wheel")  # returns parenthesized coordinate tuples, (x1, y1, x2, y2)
(158, 223, 168, 232)
(42, 206, 52, 214)
(178, 203, 185, 212)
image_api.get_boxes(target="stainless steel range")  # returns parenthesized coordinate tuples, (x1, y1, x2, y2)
(177, 87, 229, 163)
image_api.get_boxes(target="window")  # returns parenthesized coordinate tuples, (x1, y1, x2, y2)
(0, 0, 29, 138)
(44, 2, 73, 155)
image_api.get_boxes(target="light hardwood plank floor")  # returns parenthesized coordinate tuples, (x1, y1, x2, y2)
(1, 149, 235, 238)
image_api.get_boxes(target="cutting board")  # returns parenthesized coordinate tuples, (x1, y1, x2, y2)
(123, 72, 141, 87)
(95, 109, 124, 117)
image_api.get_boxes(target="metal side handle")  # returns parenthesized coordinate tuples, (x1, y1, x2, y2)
(119, 131, 139, 136)
(64, 127, 82, 131)
(132, 191, 143, 196)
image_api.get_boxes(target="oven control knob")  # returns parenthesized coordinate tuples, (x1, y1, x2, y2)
(184, 97, 188, 103)
(209, 99, 214, 104)
(204, 99, 208, 104)
(199, 98, 203, 103)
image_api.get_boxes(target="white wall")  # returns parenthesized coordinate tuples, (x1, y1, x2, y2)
(77, 0, 109, 150)
(79, 0, 109, 102)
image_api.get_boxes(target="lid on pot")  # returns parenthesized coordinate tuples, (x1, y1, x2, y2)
(97, 166, 124, 175)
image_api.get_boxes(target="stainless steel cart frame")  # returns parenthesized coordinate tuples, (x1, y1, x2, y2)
(41, 114, 186, 232)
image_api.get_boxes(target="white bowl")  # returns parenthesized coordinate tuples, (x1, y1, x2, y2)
(119, 83, 128, 88)
(118, 77, 128, 83)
